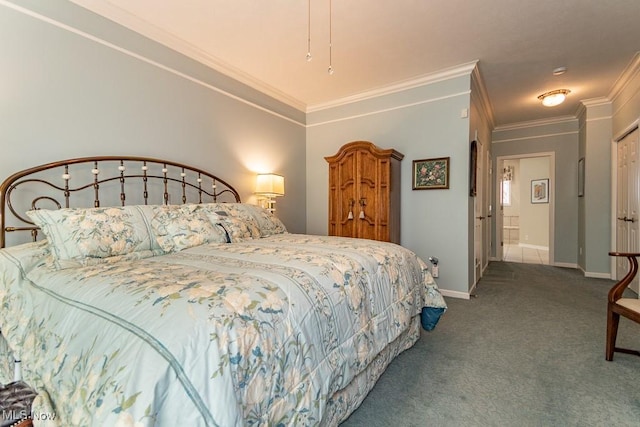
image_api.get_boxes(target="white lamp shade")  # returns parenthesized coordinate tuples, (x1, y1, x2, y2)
(256, 173, 285, 197)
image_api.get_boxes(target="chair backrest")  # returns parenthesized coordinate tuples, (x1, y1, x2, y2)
(606, 251, 640, 361)
(607, 251, 640, 303)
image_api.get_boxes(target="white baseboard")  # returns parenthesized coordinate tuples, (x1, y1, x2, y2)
(576, 265, 612, 279)
(439, 289, 471, 300)
(553, 262, 578, 269)
(469, 281, 478, 297)
(584, 271, 613, 279)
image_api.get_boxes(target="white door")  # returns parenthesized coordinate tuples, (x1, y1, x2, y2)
(484, 150, 492, 270)
(473, 140, 485, 285)
(496, 158, 505, 261)
(616, 128, 640, 294)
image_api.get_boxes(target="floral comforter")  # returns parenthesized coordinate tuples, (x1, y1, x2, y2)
(0, 234, 446, 426)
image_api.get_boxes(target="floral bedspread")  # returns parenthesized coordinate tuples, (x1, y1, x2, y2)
(0, 234, 446, 426)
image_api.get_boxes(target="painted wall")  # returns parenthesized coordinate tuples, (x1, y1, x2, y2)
(491, 120, 579, 266)
(580, 101, 613, 276)
(306, 73, 474, 296)
(0, 0, 307, 237)
(519, 157, 549, 248)
(577, 108, 587, 270)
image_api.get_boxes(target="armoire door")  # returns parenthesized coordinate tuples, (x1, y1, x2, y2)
(329, 149, 357, 238)
(357, 149, 381, 241)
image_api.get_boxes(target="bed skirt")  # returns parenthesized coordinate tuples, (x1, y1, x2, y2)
(322, 315, 421, 426)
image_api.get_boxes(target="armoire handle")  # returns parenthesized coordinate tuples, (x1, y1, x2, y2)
(358, 198, 366, 219)
(347, 198, 355, 220)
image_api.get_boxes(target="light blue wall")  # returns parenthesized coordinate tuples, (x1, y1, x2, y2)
(577, 109, 587, 270)
(0, 0, 306, 233)
(306, 75, 474, 295)
(582, 102, 613, 276)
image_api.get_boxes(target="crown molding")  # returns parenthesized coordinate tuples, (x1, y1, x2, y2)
(306, 61, 478, 113)
(609, 52, 640, 103)
(68, 0, 307, 112)
(494, 115, 577, 132)
(492, 130, 577, 144)
(471, 63, 495, 129)
(577, 97, 612, 122)
(580, 96, 611, 107)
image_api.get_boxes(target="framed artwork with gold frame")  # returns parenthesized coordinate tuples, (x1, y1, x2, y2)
(413, 157, 450, 190)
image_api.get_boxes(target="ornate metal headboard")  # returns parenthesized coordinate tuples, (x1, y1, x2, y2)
(0, 156, 241, 248)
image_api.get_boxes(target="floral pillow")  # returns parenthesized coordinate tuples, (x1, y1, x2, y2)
(145, 205, 228, 252)
(230, 204, 287, 237)
(196, 204, 261, 242)
(210, 211, 258, 243)
(198, 203, 285, 238)
(26, 206, 156, 270)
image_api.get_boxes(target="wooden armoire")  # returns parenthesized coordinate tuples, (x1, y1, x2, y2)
(325, 141, 404, 243)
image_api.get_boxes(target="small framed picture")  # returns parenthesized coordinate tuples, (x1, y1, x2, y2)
(413, 157, 450, 190)
(531, 178, 549, 204)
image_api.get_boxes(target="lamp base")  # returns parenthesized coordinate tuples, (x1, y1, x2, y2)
(259, 197, 276, 214)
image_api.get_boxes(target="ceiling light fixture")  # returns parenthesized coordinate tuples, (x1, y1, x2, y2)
(538, 89, 571, 107)
(328, 0, 333, 75)
(305, 0, 335, 75)
(306, 0, 312, 61)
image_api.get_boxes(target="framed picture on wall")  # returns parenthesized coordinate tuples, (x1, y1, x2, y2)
(531, 178, 549, 204)
(413, 157, 450, 190)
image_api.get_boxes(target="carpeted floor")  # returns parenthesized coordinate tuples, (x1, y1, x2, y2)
(340, 262, 640, 426)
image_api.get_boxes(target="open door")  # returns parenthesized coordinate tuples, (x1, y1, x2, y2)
(472, 140, 486, 287)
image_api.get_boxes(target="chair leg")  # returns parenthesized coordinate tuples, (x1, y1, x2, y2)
(606, 307, 620, 361)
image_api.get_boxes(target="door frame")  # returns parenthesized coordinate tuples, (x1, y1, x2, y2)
(611, 118, 640, 280)
(495, 152, 555, 264)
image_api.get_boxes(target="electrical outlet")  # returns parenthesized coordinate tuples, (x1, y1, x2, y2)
(432, 265, 439, 278)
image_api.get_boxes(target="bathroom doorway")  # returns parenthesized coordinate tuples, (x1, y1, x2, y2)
(497, 154, 554, 265)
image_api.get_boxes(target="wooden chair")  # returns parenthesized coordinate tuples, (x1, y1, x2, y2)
(607, 252, 640, 361)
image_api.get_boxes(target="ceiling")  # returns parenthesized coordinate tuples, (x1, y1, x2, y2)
(71, 0, 640, 127)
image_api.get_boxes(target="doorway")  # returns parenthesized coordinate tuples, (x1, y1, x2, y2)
(496, 153, 554, 265)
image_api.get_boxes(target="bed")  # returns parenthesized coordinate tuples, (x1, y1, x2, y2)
(0, 156, 446, 426)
